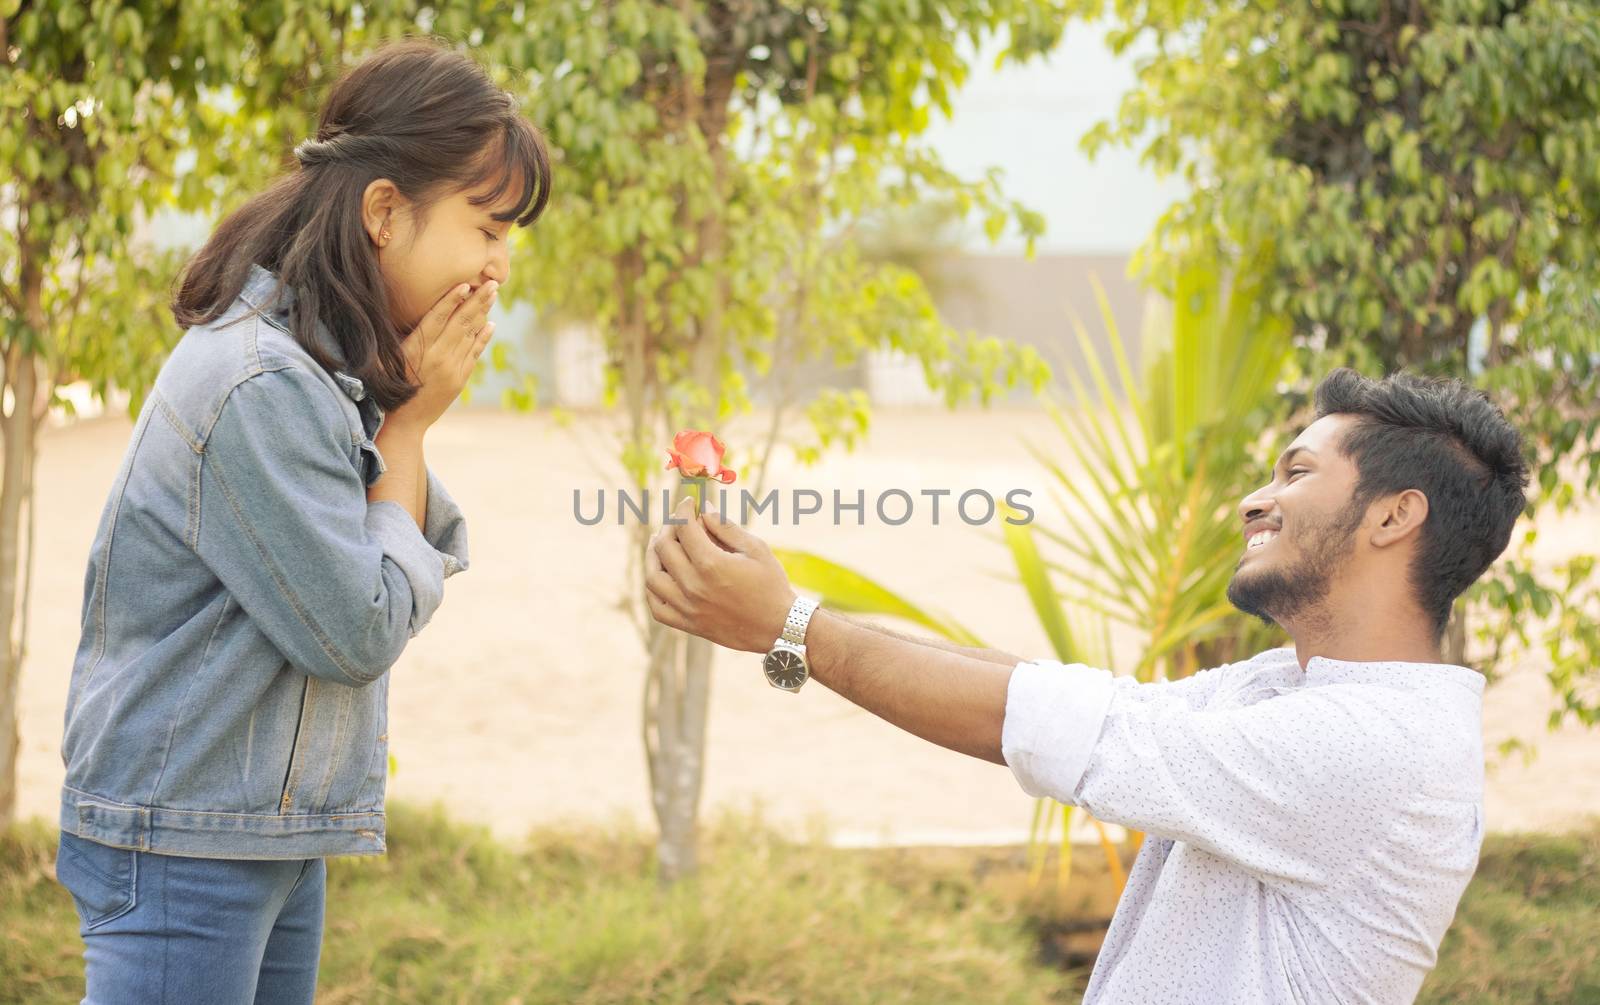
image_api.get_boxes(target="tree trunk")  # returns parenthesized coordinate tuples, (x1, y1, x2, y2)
(636, 28, 737, 882)
(0, 273, 45, 830)
(643, 617, 714, 884)
(641, 472, 716, 883)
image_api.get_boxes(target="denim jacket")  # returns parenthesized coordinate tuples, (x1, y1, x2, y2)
(60, 264, 467, 859)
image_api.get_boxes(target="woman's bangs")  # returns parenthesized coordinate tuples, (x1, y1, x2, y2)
(465, 120, 552, 228)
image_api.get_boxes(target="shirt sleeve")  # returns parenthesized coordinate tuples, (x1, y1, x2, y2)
(196, 366, 460, 687)
(1002, 660, 1414, 889)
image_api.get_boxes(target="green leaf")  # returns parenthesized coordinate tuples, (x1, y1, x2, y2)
(773, 548, 984, 648)
(1002, 514, 1083, 663)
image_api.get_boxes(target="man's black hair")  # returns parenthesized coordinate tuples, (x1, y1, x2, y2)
(1314, 368, 1529, 637)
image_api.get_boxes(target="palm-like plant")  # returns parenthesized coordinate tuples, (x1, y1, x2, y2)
(776, 254, 1294, 891)
(1023, 256, 1291, 684)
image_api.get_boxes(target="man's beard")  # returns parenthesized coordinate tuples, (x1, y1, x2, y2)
(1226, 502, 1364, 628)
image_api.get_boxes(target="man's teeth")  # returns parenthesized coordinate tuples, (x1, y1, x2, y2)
(1247, 531, 1277, 549)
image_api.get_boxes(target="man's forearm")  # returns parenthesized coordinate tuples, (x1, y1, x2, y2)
(803, 608, 1019, 765)
(839, 613, 1023, 666)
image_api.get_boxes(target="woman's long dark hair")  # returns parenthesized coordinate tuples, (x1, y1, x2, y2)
(173, 38, 551, 411)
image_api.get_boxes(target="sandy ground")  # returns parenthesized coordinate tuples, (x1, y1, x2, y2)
(14, 406, 1600, 844)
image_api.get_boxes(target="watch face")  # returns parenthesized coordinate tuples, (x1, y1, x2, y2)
(763, 647, 808, 690)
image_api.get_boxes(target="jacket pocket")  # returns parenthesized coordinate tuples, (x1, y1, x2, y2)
(55, 831, 138, 931)
(278, 676, 314, 814)
(278, 675, 366, 815)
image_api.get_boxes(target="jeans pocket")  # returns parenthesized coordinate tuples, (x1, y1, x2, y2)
(56, 831, 138, 931)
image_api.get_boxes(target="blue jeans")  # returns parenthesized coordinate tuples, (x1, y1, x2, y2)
(55, 831, 326, 1004)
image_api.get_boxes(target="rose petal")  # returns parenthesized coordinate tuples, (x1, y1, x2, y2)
(667, 430, 731, 481)
(682, 435, 721, 473)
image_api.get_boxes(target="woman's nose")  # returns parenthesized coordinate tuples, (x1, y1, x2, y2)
(482, 246, 510, 285)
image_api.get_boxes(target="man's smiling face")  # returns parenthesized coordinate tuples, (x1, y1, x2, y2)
(1226, 413, 1371, 628)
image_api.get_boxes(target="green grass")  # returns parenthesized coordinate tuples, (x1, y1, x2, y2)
(1417, 824, 1600, 1005)
(4, 807, 1597, 1004)
(0, 818, 82, 1004)
(2, 805, 1074, 1004)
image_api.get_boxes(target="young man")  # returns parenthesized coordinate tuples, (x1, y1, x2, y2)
(645, 368, 1529, 1004)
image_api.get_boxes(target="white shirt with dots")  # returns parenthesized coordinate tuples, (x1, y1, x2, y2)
(1002, 646, 1484, 1005)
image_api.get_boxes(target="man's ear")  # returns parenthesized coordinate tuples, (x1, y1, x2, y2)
(1369, 488, 1429, 549)
(361, 179, 400, 247)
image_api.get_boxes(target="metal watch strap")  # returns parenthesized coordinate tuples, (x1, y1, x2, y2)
(780, 597, 818, 647)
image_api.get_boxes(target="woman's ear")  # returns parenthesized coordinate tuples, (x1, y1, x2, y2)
(361, 179, 400, 248)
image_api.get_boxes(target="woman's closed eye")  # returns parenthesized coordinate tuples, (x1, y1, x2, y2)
(480, 228, 499, 241)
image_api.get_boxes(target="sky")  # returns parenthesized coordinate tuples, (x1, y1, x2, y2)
(922, 22, 1186, 255)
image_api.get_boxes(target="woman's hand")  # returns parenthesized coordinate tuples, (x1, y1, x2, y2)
(388, 279, 498, 432)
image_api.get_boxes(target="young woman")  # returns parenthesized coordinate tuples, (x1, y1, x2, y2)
(54, 39, 550, 1003)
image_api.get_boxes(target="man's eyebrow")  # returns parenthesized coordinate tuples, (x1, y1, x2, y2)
(1275, 445, 1316, 469)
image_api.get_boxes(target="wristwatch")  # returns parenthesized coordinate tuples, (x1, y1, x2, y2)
(762, 597, 818, 693)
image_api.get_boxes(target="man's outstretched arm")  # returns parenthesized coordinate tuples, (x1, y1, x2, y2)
(803, 608, 1018, 764)
(644, 499, 1022, 765)
(644, 501, 1392, 891)
(835, 612, 1025, 667)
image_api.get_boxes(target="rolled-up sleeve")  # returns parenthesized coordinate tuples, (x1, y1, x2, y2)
(1002, 661, 1118, 801)
(1002, 660, 1410, 888)
(422, 466, 469, 579)
(196, 366, 459, 687)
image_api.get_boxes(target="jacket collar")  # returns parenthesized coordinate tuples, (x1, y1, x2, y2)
(238, 264, 370, 403)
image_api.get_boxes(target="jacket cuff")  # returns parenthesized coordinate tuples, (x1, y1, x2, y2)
(1001, 660, 1117, 804)
(423, 467, 469, 579)
(365, 501, 446, 636)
